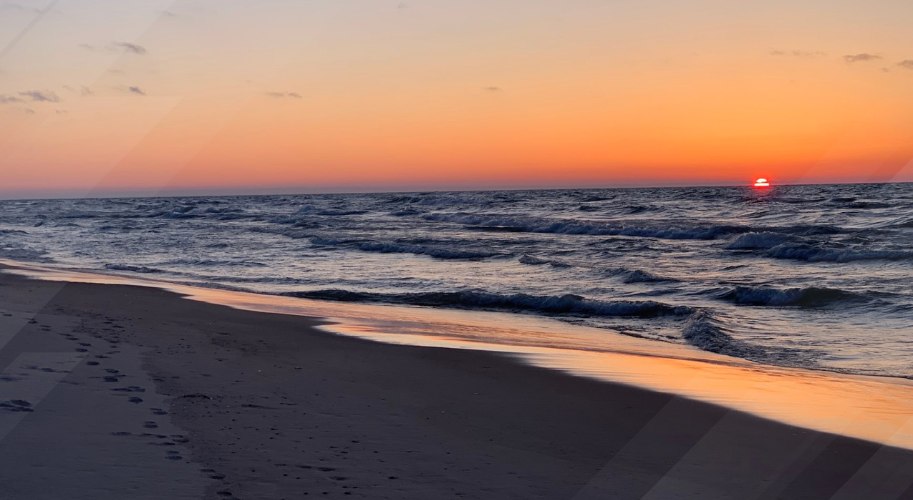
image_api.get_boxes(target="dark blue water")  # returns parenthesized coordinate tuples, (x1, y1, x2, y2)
(1, 184, 911, 377)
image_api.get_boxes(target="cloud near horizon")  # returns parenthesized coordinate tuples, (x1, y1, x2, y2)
(20, 90, 60, 102)
(0, 90, 60, 104)
(127, 86, 145, 95)
(770, 49, 827, 58)
(898, 60, 913, 70)
(79, 42, 148, 55)
(113, 42, 147, 55)
(843, 53, 881, 63)
(265, 91, 302, 99)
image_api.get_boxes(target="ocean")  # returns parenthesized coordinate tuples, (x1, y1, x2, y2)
(1, 183, 911, 378)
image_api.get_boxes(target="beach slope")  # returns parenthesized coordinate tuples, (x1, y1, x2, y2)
(1, 270, 912, 499)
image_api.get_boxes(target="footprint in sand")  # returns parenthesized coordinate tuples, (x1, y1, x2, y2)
(111, 386, 145, 393)
(0, 400, 33, 412)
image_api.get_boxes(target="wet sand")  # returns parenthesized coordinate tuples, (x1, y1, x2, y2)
(1, 269, 912, 499)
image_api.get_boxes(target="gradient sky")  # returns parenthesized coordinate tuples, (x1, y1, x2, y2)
(1, 0, 912, 197)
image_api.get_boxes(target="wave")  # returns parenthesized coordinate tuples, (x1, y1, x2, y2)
(425, 213, 743, 240)
(426, 213, 844, 241)
(726, 232, 795, 250)
(104, 264, 164, 274)
(315, 209, 369, 217)
(518, 255, 571, 268)
(0, 245, 48, 262)
(162, 258, 267, 268)
(681, 311, 735, 355)
(764, 244, 913, 263)
(847, 201, 893, 209)
(607, 268, 678, 284)
(282, 289, 694, 318)
(718, 286, 864, 307)
(885, 217, 913, 229)
(577, 205, 602, 212)
(390, 208, 421, 217)
(310, 237, 505, 260)
(681, 311, 812, 364)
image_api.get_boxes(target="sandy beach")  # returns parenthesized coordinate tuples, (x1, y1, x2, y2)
(1, 268, 912, 499)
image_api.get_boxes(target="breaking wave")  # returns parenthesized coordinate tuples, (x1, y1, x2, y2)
(726, 232, 795, 250)
(104, 264, 164, 274)
(764, 244, 913, 263)
(718, 286, 864, 308)
(681, 311, 812, 364)
(518, 255, 571, 268)
(310, 237, 506, 260)
(283, 289, 694, 318)
(604, 267, 679, 284)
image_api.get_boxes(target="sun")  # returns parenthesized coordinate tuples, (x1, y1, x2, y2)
(753, 177, 770, 188)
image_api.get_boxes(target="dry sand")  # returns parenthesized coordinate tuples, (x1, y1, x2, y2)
(1, 269, 912, 499)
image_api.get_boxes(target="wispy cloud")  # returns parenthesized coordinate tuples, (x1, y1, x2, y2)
(127, 86, 146, 96)
(898, 60, 913, 70)
(770, 49, 826, 58)
(843, 53, 881, 63)
(80, 42, 148, 55)
(265, 91, 302, 99)
(19, 90, 60, 102)
(113, 42, 147, 55)
(62, 85, 93, 96)
(483, 86, 503, 92)
(0, 94, 24, 104)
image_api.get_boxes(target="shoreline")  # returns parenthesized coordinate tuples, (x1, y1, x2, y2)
(1, 267, 913, 497)
(5, 260, 913, 451)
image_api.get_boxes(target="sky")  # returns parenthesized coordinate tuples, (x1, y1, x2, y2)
(1, 0, 912, 198)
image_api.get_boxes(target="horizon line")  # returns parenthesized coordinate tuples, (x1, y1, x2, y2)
(1, 179, 910, 202)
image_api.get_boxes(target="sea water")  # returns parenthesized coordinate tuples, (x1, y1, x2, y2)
(1, 183, 911, 378)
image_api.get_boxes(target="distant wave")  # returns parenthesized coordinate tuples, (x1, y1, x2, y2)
(518, 255, 571, 268)
(718, 286, 864, 308)
(310, 237, 506, 260)
(764, 244, 913, 263)
(887, 217, 913, 229)
(846, 201, 893, 209)
(424, 213, 843, 241)
(425, 213, 742, 239)
(283, 289, 694, 318)
(314, 209, 369, 217)
(606, 267, 678, 284)
(726, 232, 795, 250)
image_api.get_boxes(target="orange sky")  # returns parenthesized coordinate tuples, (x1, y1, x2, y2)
(1, 0, 912, 197)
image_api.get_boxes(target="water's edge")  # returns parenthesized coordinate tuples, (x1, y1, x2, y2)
(4, 259, 913, 451)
